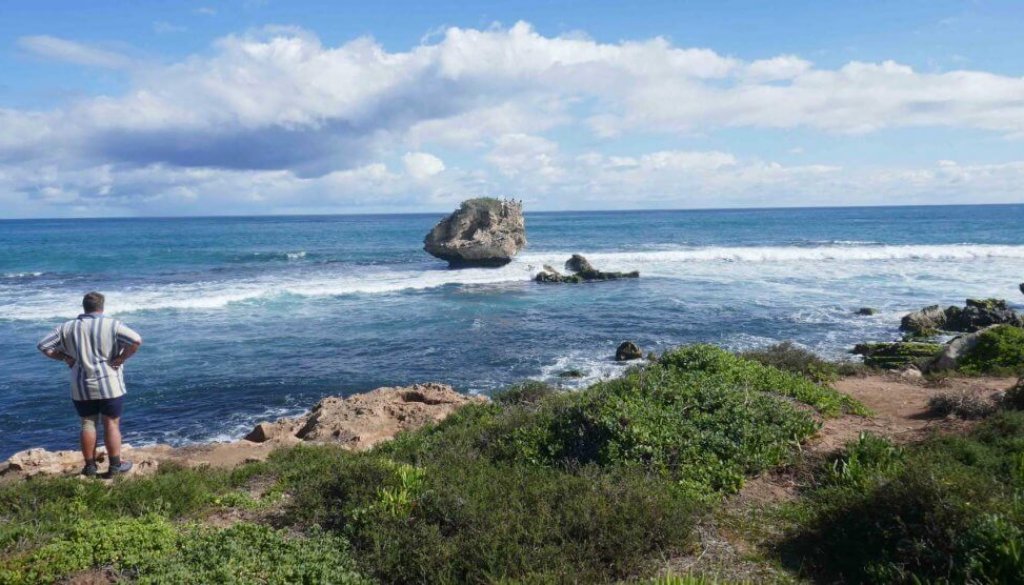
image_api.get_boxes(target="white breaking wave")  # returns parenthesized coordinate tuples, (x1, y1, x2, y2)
(286, 251, 307, 260)
(519, 244, 1024, 266)
(3, 243, 1022, 321)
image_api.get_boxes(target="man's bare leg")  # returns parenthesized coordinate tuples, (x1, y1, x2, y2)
(103, 416, 122, 459)
(80, 421, 97, 462)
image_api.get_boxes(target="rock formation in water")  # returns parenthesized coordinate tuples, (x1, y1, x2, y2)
(424, 198, 527, 267)
(615, 341, 643, 361)
(535, 254, 640, 283)
(900, 299, 1023, 334)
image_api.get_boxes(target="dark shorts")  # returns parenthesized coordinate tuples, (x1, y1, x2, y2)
(72, 396, 124, 419)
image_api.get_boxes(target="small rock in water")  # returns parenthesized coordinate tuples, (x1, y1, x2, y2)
(564, 254, 595, 273)
(856, 307, 878, 316)
(616, 341, 643, 361)
(535, 254, 639, 283)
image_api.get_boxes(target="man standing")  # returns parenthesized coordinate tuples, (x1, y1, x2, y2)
(38, 292, 142, 478)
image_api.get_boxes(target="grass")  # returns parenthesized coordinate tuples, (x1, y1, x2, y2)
(0, 344, 867, 584)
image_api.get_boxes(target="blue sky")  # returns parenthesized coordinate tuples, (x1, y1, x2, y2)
(1, 0, 1023, 217)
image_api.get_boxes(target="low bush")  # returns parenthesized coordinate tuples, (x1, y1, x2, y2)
(314, 459, 696, 584)
(959, 325, 1024, 375)
(662, 345, 867, 416)
(740, 341, 840, 385)
(492, 380, 557, 405)
(927, 391, 997, 419)
(0, 515, 369, 584)
(1003, 377, 1024, 410)
(781, 411, 1024, 584)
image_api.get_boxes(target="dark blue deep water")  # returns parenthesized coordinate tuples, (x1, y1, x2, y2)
(2, 205, 1023, 457)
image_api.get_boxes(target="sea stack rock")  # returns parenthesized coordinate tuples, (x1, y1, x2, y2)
(424, 198, 527, 268)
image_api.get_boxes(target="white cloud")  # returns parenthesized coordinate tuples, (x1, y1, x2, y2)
(402, 152, 445, 179)
(3, 22, 1024, 217)
(17, 35, 134, 69)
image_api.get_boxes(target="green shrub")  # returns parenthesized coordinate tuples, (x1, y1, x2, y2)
(740, 341, 840, 385)
(822, 433, 905, 491)
(0, 464, 238, 555)
(782, 411, 1024, 584)
(959, 325, 1024, 375)
(316, 459, 696, 584)
(661, 345, 867, 416)
(852, 341, 943, 371)
(0, 515, 369, 585)
(492, 380, 557, 405)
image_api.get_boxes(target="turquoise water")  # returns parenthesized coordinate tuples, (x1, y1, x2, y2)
(2, 205, 1023, 457)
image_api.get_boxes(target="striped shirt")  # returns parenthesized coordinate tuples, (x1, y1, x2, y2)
(37, 313, 142, 401)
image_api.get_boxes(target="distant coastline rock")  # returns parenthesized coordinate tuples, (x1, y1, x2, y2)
(424, 198, 527, 268)
(535, 254, 639, 283)
(900, 299, 1023, 334)
(616, 341, 643, 361)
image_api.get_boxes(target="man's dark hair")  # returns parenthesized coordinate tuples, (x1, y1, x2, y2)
(83, 291, 105, 313)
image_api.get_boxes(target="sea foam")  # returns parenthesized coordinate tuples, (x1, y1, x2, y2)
(4, 243, 1022, 321)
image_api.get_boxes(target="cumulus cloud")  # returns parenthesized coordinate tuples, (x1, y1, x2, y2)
(2, 22, 1024, 216)
(402, 152, 445, 180)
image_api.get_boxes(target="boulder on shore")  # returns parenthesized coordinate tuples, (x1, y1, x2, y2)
(535, 254, 639, 283)
(900, 299, 1023, 334)
(927, 326, 998, 372)
(616, 341, 643, 361)
(424, 198, 527, 267)
(293, 383, 482, 449)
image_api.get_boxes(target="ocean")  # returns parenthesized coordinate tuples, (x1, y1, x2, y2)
(2, 204, 1022, 458)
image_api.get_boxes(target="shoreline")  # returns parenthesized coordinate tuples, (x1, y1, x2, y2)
(2, 382, 485, 480)
(4, 369, 1017, 482)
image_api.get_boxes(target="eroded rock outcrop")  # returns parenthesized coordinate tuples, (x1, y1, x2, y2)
(424, 198, 526, 267)
(852, 341, 943, 370)
(290, 383, 482, 450)
(535, 254, 639, 283)
(2, 383, 482, 480)
(900, 299, 1023, 334)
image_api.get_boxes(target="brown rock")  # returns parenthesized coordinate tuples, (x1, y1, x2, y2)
(295, 383, 482, 450)
(243, 419, 301, 444)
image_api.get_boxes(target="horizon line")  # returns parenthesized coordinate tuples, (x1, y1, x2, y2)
(1, 200, 1022, 222)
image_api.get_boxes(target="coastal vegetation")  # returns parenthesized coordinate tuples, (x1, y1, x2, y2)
(780, 411, 1024, 583)
(2, 340, 1022, 583)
